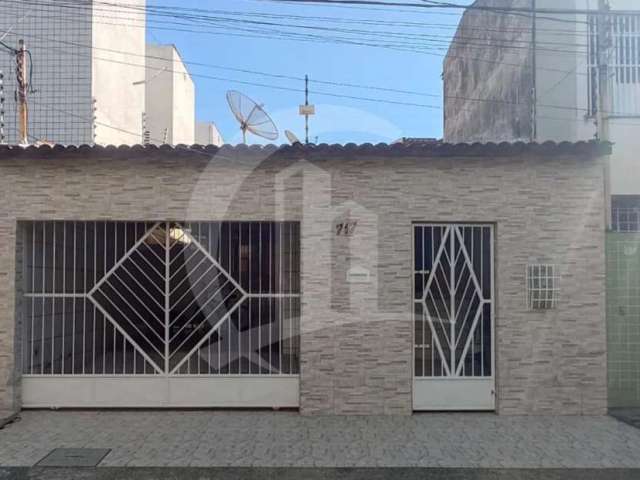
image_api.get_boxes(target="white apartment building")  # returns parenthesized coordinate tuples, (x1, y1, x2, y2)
(0, 0, 146, 146)
(195, 121, 224, 146)
(444, 0, 640, 223)
(144, 44, 195, 146)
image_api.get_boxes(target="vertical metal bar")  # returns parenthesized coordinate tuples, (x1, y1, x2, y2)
(490, 226, 495, 380)
(421, 226, 426, 377)
(279, 222, 283, 373)
(30, 222, 35, 374)
(122, 333, 126, 374)
(112, 319, 116, 374)
(51, 222, 56, 373)
(481, 226, 484, 376)
(200, 223, 204, 375)
(21, 223, 27, 375)
(449, 226, 455, 377)
(289, 223, 293, 374)
(93, 221, 97, 374)
(72, 222, 76, 374)
(165, 222, 170, 374)
(246, 223, 250, 374)
(61, 222, 66, 374)
(268, 223, 272, 374)
(471, 227, 474, 377)
(430, 227, 434, 377)
(83, 223, 87, 374)
(440, 227, 444, 378)
(114, 222, 117, 269)
(103, 221, 107, 374)
(258, 223, 262, 373)
(41, 222, 46, 374)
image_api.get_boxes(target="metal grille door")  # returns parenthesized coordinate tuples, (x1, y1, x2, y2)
(20, 221, 300, 408)
(413, 224, 494, 410)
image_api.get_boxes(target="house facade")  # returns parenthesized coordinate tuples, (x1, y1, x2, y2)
(0, 141, 608, 415)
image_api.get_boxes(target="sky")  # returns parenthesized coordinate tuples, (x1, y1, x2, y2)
(146, 0, 468, 145)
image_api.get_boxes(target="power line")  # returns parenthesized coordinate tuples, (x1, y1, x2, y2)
(11, 30, 634, 118)
(0, 1, 595, 76)
(0, 0, 593, 55)
(2, 29, 599, 116)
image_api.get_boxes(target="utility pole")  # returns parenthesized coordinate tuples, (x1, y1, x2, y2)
(304, 75, 309, 144)
(596, 0, 612, 229)
(531, 0, 537, 142)
(16, 39, 28, 145)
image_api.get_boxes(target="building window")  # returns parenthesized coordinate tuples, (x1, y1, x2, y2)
(612, 195, 640, 232)
(526, 264, 559, 310)
(588, 14, 640, 117)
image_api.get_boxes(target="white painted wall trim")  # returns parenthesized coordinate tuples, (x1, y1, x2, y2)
(22, 376, 299, 408)
(413, 378, 495, 411)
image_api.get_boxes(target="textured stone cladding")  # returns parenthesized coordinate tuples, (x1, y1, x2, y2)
(0, 151, 606, 415)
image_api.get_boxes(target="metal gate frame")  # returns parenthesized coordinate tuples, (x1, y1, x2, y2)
(20, 221, 300, 408)
(412, 223, 495, 411)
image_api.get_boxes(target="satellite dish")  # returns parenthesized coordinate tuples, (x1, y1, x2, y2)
(226, 90, 279, 144)
(285, 130, 301, 145)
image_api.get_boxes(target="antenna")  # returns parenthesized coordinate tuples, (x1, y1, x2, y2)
(226, 90, 278, 144)
(285, 130, 301, 145)
(299, 75, 315, 144)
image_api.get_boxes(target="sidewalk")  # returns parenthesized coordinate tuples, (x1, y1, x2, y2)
(1, 411, 640, 469)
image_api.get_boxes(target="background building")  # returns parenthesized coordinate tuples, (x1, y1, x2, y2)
(195, 121, 224, 146)
(443, 0, 640, 412)
(144, 44, 195, 145)
(0, 0, 146, 145)
(444, 0, 639, 207)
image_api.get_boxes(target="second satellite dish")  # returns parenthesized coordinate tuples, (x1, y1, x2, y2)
(226, 90, 279, 144)
(285, 130, 301, 145)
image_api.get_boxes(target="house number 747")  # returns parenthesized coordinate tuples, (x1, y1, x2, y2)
(336, 221, 358, 236)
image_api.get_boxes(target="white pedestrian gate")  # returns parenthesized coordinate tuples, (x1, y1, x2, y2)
(413, 224, 495, 410)
(20, 221, 300, 408)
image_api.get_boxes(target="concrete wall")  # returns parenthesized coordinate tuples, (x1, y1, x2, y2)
(145, 45, 195, 145)
(443, 0, 535, 143)
(0, 148, 606, 415)
(91, 0, 146, 146)
(170, 49, 195, 145)
(607, 232, 640, 408)
(195, 122, 224, 146)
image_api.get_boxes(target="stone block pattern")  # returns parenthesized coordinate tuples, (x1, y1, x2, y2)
(0, 151, 606, 415)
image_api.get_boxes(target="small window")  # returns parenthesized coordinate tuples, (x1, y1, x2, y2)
(526, 264, 559, 310)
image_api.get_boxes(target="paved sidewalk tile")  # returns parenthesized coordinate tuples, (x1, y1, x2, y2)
(1, 411, 640, 468)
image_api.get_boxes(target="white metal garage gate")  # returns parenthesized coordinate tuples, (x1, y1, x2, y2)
(19, 221, 300, 408)
(413, 224, 495, 411)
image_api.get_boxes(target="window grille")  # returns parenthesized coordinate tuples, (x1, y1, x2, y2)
(588, 14, 640, 117)
(612, 208, 640, 232)
(526, 264, 559, 310)
(413, 224, 494, 378)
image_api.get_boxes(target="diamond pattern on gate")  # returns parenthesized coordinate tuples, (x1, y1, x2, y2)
(421, 226, 486, 377)
(88, 223, 244, 374)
